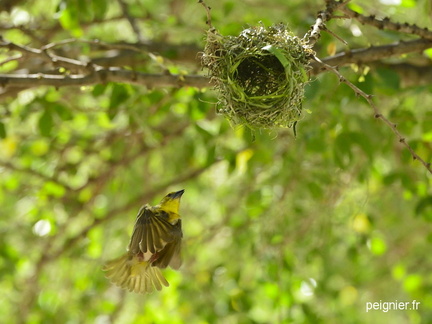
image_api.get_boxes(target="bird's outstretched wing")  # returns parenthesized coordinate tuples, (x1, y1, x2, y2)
(152, 220, 182, 269)
(128, 206, 181, 259)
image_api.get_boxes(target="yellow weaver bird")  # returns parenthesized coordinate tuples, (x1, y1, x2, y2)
(103, 189, 184, 294)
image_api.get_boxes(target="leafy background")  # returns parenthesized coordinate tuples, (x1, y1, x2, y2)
(0, 0, 432, 323)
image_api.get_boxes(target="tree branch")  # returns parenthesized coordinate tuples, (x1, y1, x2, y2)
(0, 70, 210, 89)
(314, 55, 432, 174)
(117, 0, 145, 42)
(304, 0, 349, 47)
(1, 37, 430, 93)
(0, 32, 431, 96)
(340, 6, 432, 40)
(0, 160, 72, 189)
(0, 36, 94, 73)
(51, 160, 222, 260)
(310, 38, 432, 73)
(372, 62, 432, 87)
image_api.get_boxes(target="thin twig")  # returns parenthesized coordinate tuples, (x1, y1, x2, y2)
(310, 38, 432, 74)
(303, 0, 349, 47)
(0, 24, 44, 43)
(117, 0, 145, 42)
(17, 145, 219, 323)
(0, 70, 210, 89)
(0, 54, 22, 67)
(0, 37, 95, 73)
(313, 55, 432, 174)
(51, 160, 222, 260)
(41, 38, 149, 53)
(198, 0, 213, 28)
(0, 161, 73, 189)
(340, 6, 432, 40)
(323, 26, 348, 45)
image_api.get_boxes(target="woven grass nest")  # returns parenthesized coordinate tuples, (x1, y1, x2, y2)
(202, 23, 314, 129)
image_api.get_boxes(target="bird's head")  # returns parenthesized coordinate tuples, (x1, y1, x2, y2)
(158, 189, 185, 214)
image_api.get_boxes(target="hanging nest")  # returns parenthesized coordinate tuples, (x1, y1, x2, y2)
(202, 23, 314, 129)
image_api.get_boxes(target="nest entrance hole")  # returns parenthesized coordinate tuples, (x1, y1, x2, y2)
(234, 54, 285, 97)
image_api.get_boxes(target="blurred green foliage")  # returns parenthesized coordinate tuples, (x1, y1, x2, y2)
(0, 0, 432, 323)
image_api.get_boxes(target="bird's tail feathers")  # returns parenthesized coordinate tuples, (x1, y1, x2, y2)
(103, 253, 169, 293)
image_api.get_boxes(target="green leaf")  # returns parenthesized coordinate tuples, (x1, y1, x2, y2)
(403, 274, 422, 292)
(31, 139, 49, 156)
(348, 131, 373, 160)
(391, 264, 406, 281)
(38, 110, 54, 137)
(415, 196, 432, 221)
(421, 111, 432, 131)
(223, 1, 235, 15)
(108, 84, 130, 119)
(307, 181, 323, 199)
(58, 1, 83, 37)
(424, 48, 432, 60)
(92, 84, 108, 97)
(304, 80, 320, 100)
(92, 0, 108, 19)
(262, 45, 290, 69)
(42, 181, 66, 198)
(355, 72, 374, 94)
(401, 0, 416, 8)
(334, 131, 373, 168)
(77, 0, 92, 21)
(369, 237, 387, 256)
(52, 103, 73, 121)
(205, 145, 216, 166)
(347, 3, 364, 13)
(334, 133, 353, 168)
(375, 68, 400, 94)
(87, 227, 103, 258)
(0, 121, 6, 139)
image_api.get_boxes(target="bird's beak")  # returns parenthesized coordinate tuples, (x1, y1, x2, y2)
(171, 189, 185, 199)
